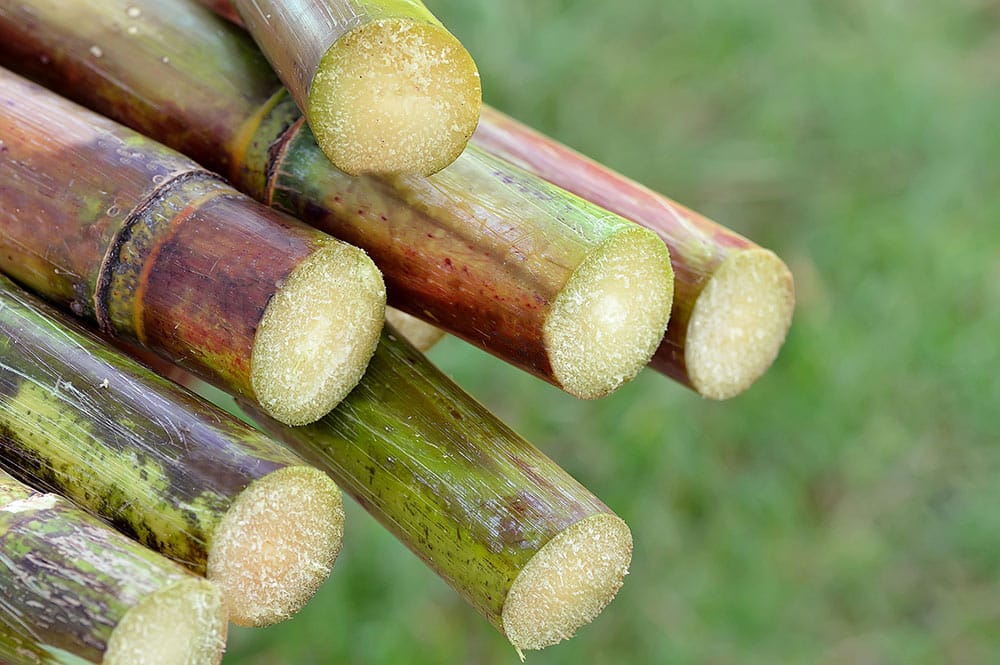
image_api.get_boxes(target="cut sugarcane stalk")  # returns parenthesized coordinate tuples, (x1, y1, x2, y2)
(226, 0, 482, 175)
(0, 0, 673, 400)
(0, 274, 344, 627)
(0, 470, 227, 665)
(0, 67, 385, 425)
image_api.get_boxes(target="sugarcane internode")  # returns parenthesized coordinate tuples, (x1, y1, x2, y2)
(228, 0, 482, 176)
(0, 470, 228, 665)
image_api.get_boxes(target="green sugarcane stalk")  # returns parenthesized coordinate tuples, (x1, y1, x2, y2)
(474, 107, 796, 399)
(0, 470, 227, 665)
(138, 327, 634, 654)
(0, 0, 674, 401)
(0, 66, 385, 426)
(224, 0, 482, 176)
(0, 274, 345, 627)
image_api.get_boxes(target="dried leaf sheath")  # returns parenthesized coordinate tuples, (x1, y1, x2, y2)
(163, 328, 634, 652)
(474, 108, 796, 399)
(0, 0, 673, 400)
(0, 471, 227, 665)
(0, 274, 344, 627)
(226, 0, 482, 175)
(0, 68, 385, 426)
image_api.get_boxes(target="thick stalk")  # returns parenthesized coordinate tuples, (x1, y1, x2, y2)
(0, 0, 673, 400)
(225, 0, 482, 175)
(474, 107, 796, 399)
(147, 328, 633, 653)
(0, 67, 385, 425)
(0, 470, 227, 665)
(0, 274, 345, 627)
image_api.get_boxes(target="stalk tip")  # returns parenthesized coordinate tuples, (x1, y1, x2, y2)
(104, 578, 227, 665)
(207, 465, 344, 627)
(502, 513, 633, 651)
(686, 248, 795, 399)
(307, 17, 482, 176)
(251, 240, 385, 425)
(544, 226, 674, 399)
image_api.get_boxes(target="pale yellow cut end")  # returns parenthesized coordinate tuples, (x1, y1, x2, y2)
(544, 227, 674, 399)
(502, 513, 633, 652)
(308, 17, 482, 176)
(207, 466, 345, 627)
(105, 578, 227, 665)
(251, 241, 385, 426)
(384, 307, 446, 351)
(686, 248, 795, 399)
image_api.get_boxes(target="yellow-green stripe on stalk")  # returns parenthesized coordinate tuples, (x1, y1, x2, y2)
(223, 0, 481, 175)
(0, 470, 227, 665)
(0, 67, 385, 426)
(0, 0, 674, 401)
(0, 274, 344, 627)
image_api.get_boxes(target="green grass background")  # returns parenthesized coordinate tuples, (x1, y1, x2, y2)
(225, 1, 1000, 663)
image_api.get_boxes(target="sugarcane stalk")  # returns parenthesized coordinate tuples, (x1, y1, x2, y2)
(474, 107, 796, 399)
(223, 0, 482, 176)
(383, 307, 444, 351)
(0, 470, 227, 665)
(139, 328, 633, 654)
(0, 0, 674, 400)
(0, 274, 345, 627)
(0, 67, 386, 426)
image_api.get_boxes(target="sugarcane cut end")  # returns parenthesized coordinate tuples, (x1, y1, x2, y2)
(104, 577, 227, 665)
(502, 513, 633, 652)
(207, 465, 345, 627)
(544, 225, 674, 399)
(307, 17, 482, 176)
(686, 248, 795, 399)
(251, 240, 386, 425)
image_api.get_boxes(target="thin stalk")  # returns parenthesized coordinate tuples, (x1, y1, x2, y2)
(0, 274, 345, 627)
(0, 0, 674, 400)
(0, 67, 385, 426)
(384, 308, 444, 351)
(224, 0, 482, 176)
(0, 470, 227, 665)
(137, 327, 634, 654)
(474, 107, 796, 399)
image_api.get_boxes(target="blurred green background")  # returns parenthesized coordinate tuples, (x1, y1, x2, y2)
(226, 0, 1000, 663)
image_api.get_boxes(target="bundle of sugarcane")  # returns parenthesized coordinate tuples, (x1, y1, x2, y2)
(0, 0, 794, 402)
(0, 66, 386, 426)
(0, 272, 345, 627)
(0, 469, 227, 664)
(0, 0, 676, 402)
(0, 0, 798, 658)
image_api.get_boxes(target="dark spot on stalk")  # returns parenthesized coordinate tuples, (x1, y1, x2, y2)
(301, 199, 327, 223)
(449, 409, 463, 421)
(182, 508, 200, 530)
(380, 215, 388, 221)
(443, 257, 453, 268)
(357, 209, 365, 216)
